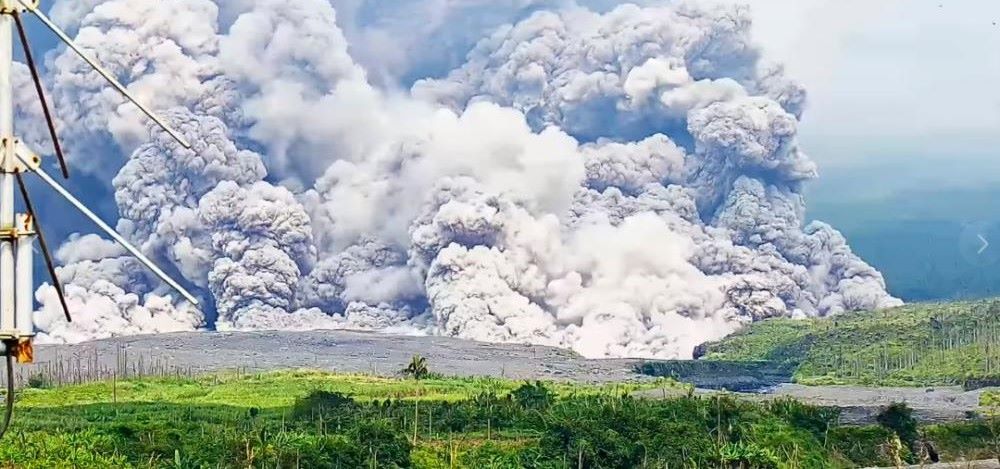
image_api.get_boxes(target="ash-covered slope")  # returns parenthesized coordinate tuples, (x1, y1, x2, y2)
(28, 0, 899, 358)
(30, 329, 643, 384)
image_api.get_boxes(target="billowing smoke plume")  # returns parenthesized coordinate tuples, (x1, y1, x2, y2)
(28, 0, 900, 358)
(34, 234, 203, 344)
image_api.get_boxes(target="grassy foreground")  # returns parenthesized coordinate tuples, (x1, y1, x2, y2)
(700, 299, 1000, 386)
(0, 370, 996, 468)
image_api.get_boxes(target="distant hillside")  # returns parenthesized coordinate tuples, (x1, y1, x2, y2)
(699, 300, 1000, 387)
(808, 183, 1000, 302)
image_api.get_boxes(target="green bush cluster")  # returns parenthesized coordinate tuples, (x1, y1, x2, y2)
(0, 374, 994, 468)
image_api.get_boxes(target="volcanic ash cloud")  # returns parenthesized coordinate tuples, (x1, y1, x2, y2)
(31, 0, 900, 358)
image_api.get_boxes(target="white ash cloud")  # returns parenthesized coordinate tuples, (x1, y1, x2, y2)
(412, 3, 805, 141)
(217, 0, 378, 179)
(327, 0, 604, 85)
(582, 134, 687, 195)
(296, 235, 419, 314)
(198, 181, 316, 328)
(35, 235, 204, 343)
(301, 100, 585, 251)
(45, 0, 230, 171)
(11, 62, 59, 154)
(114, 111, 266, 241)
(686, 96, 817, 215)
(31, 0, 899, 358)
(35, 283, 203, 344)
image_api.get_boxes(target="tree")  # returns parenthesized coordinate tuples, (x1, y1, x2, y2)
(984, 393, 1000, 464)
(511, 381, 554, 410)
(402, 354, 430, 380)
(292, 390, 357, 421)
(877, 402, 919, 454)
(349, 419, 412, 468)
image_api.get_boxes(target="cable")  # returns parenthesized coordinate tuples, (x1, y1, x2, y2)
(13, 10, 70, 179)
(0, 344, 15, 441)
(16, 173, 71, 322)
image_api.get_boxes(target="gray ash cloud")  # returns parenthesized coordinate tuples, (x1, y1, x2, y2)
(31, 0, 899, 358)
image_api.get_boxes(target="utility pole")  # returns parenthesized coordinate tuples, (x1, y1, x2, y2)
(0, 0, 200, 439)
(0, 0, 35, 360)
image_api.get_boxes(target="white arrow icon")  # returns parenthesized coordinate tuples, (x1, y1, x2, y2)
(978, 234, 990, 255)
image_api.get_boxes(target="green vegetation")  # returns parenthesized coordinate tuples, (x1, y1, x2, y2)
(875, 404, 918, 454)
(983, 390, 1000, 408)
(402, 354, 431, 380)
(977, 390, 1000, 461)
(700, 299, 1000, 386)
(635, 360, 795, 391)
(923, 421, 997, 462)
(12, 371, 662, 409)
(0, 370, 993, 468)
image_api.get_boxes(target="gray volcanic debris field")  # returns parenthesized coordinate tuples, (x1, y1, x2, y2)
(31, 331, 643, 384)
(20, 331, 989, 425)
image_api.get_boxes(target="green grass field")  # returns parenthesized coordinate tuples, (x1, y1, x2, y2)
(700, 299, 1000, 386)
(2, 371, 675, 468)
(16, 370, 667, 409)
(0, 369, 996, 468)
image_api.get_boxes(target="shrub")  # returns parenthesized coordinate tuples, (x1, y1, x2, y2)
(829, 426, 896, 467)
(460, 441, 526, 468)
(225, 430, 361, 468)
(402, 355, 430, 380)
(291, 390, 357, 421)
(26, 374, 51, 389)
(877, 402, 919, 450)
(511, 381, 554, 410)
(767, 398, 839, 441)
(718, 442, 780, 469)
(349, 419, 412, 468)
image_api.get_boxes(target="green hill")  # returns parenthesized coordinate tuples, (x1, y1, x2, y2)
(700, 299, 1000, 387)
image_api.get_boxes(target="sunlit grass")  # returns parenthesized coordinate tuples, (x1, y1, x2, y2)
(18, 369, 677, 409)
(982, 390, 1000, 408)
